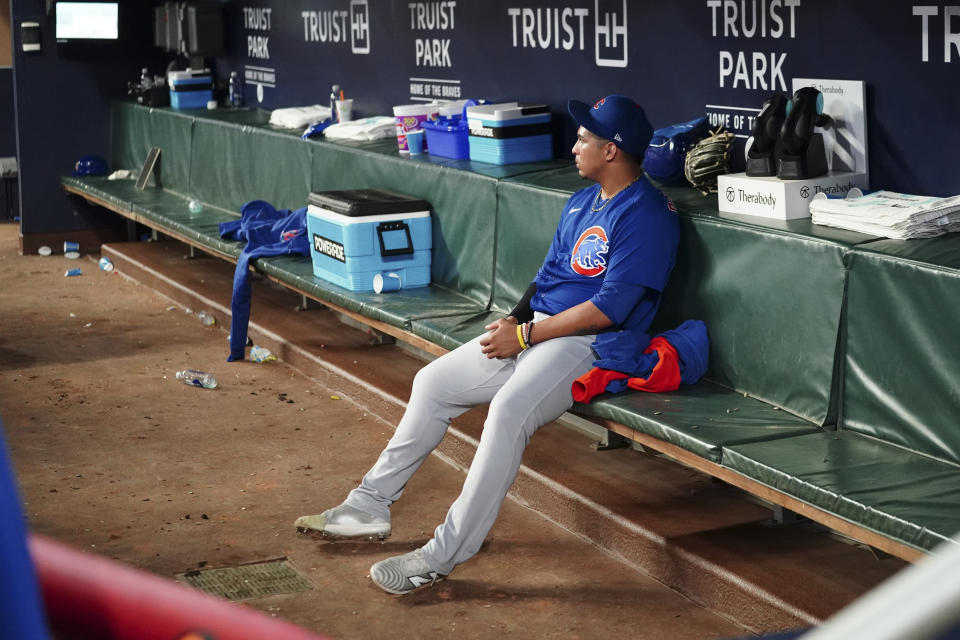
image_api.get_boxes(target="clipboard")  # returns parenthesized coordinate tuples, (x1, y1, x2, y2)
(135, 147, 161, 190)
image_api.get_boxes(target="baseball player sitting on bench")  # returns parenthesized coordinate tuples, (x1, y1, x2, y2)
(295, 95, 680, 595)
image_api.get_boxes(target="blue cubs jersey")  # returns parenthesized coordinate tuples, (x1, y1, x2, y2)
(531, 175, 679, 361)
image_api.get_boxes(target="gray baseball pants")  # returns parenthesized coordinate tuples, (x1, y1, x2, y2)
(343, 316, 597, 575)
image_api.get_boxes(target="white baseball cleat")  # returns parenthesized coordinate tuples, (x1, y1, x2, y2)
(294, 503, 391, 540)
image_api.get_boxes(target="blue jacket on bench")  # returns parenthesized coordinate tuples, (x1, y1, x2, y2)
(219, 200, 311, 361)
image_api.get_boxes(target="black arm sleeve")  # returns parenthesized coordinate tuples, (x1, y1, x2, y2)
(508, 282, 537, 323)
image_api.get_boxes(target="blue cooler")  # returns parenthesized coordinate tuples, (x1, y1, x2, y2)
(467, 102, 553, 165)
(168, 70, 213, 110)
(306, 189, 432, 292)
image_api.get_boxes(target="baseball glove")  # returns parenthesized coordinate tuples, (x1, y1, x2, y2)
(683, 127, 736, 195)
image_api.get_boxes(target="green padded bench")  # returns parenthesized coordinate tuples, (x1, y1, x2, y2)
(721, 235, 960, 559)
(63, 101, 960, 563)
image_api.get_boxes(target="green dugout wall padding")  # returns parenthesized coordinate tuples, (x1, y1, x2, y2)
(844, 235, 960, 465)
(189, 119, 312, 213)
(724, 431, 960, 552)
(110, 103, 195, 195)
(656, 213, 852, 425)
(309, 137, 500, 306)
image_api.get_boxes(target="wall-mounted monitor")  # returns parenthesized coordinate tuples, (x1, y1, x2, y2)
(55, 2, 119, 42)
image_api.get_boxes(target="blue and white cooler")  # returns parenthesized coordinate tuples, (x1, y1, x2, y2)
(168, 69, 213, 110)
(306, 189, 432, 293)
(466, 102, 553, 165)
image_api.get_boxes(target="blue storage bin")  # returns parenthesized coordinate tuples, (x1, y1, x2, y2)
(169, 71, 213, 110)
(306, 189, 433, 292)
(466, 102, 553, 165)
(422, 118, 470, 159)
(468, 134, 554, 165)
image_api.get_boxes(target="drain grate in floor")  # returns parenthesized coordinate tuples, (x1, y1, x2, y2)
(178, 558, 314, 601)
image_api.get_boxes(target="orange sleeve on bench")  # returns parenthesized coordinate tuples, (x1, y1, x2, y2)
(571, 368, 629, 403)
(626, 336, 682, 393)
(572, 336, 683, 403)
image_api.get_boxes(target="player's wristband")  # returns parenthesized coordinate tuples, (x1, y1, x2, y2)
(516, 323, 529, 350)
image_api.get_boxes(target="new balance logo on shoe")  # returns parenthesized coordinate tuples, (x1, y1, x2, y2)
(409, 572, 440, 588)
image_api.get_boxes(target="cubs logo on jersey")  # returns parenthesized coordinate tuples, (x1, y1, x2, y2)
(570, 225, 609, 277)
(281, 228, 304, 243)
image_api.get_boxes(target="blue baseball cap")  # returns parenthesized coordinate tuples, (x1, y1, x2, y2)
(568, 95, 654, 158)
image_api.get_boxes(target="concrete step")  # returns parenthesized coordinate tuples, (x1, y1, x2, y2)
(102, 239, 906, 635)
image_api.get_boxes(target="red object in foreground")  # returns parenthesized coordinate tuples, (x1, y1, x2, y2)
(29, 534, 329, 640)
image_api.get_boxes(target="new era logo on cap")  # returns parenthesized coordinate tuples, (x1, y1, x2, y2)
(614, 134, 622, 142)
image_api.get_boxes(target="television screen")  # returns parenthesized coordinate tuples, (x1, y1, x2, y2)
(55, 2, 119, 41)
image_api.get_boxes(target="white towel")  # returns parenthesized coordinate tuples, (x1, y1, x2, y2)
(323, 116, 397, 141)
(269, 105, 333, 129)
(810, 191, 960, 239)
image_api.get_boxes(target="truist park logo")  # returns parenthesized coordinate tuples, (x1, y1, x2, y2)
(507, 0, 628, 68)
(301, 0, 370, 54)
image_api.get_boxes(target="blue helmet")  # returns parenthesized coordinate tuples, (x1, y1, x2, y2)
(643, 117, 710, 187)
(72, 155, 108, 177)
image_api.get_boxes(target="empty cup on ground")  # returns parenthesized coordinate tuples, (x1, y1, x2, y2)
(373, 272, 402, 293)
(406, 130, 425, 155)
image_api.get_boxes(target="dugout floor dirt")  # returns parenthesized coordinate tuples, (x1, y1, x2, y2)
(0, 222, 906, 639)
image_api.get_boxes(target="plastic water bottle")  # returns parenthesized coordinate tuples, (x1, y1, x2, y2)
(196, 310, 215, 326)
(329, 84, 340, 122)
(229, 71, 243, 108)
(175, 369, 218, 389)
(249, 345, 277, 363)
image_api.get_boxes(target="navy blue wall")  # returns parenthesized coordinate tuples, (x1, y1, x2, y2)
(214, 0, 960, 197)
(10, 0, 169, 235)
(10, 0, 960, 237)
(0, 69, 15, 158)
